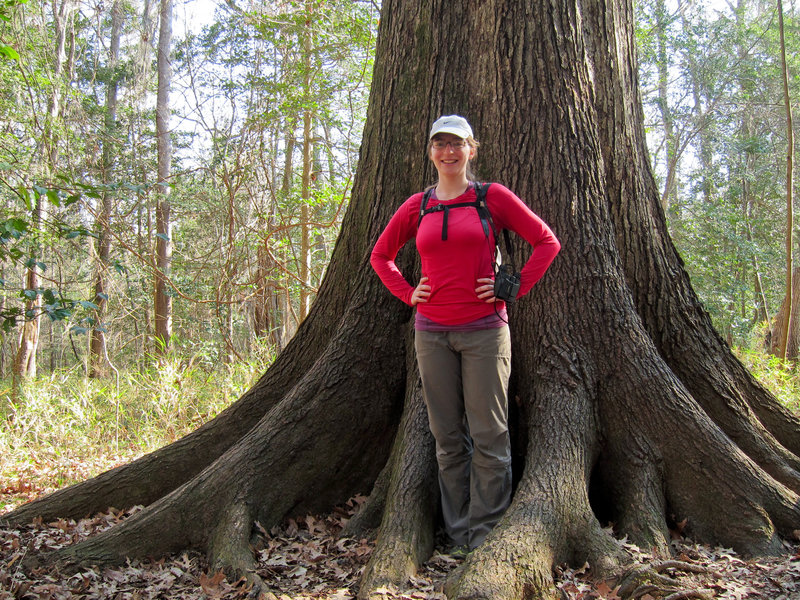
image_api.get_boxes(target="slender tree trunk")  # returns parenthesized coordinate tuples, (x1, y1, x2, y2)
(680, 0, 712, 205)
(14, 0, 74, 388)
(13, 196, 44, 384)
(733, 0, 769, 327)
(153, 0, 173, 354)
(0, 264, 5, 377)
(90, 0, 122, 378)
(655, 0, 678, 211)
(280, 120, 298, 341)
(299, 5, 314, 321)
(768, 267, 800, 360)
(777, 0, 794, 361)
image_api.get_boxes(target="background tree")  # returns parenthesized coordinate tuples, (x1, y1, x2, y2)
(775, 0, 794, 361)
(89, 0, 123, 378)
(153, 0, 173, 354)
(7, 2, 800, 600)
(637, 0, 800, 346)
(164, 0, 375, 352)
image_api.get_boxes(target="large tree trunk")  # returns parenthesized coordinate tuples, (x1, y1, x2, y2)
(6, 1, 800, 599)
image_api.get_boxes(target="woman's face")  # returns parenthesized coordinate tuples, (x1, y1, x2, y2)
(429, 133, 475, 179)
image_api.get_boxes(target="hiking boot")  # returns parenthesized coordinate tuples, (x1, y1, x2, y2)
(446, 544, 470, 559)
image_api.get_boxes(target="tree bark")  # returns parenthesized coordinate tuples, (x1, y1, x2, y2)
(6, 1, 800, 599)
(777, 0, 794, 362)
(768, 267, 800, 360)
(153, 0, 173, 353)
(13, 196, 43, 384)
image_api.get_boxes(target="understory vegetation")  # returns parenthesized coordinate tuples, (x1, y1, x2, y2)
(0, 342, 274, 513)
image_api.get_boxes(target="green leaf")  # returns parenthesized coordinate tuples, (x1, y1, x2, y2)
(17, 186, 31, 210)
(0, 217, 28, 241)
(79, 300, 99, 310)
(0, 45, 18, 60)
(47, 307, 73, 321)
(47, 189, 61, 207)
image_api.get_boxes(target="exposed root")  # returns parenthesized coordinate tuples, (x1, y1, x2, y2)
(207, 502, 263, 592)
(437, 502, 541, 598)
(617, 560, 711, 600)
(591, 444, 670, 556)
(662, 592, 714, 600)
(357, 365, 437, 598)
(358, 540, 420, 600)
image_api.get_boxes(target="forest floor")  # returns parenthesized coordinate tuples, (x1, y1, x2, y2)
(2, 484, 800, 600)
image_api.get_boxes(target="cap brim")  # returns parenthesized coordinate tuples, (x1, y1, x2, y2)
(430, 126, 471, 139)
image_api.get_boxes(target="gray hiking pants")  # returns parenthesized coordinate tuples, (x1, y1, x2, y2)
(415, 326, 512, 549)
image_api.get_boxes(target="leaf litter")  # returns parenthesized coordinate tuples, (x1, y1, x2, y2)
(1, 500, 799, 599)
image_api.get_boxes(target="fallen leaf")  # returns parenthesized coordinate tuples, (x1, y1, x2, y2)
(199, 569, 226, 595)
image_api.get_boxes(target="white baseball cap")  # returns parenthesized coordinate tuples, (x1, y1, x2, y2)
(429, 115, 474, 140)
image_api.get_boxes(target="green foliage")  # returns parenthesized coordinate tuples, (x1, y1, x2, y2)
(0, 0, 378, 375)
(0, 0, 26, 61)
(636, 0, 800, 344)
(735, 329, 800, 413)
(0, 180, 135, 332)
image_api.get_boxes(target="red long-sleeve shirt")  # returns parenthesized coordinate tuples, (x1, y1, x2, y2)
(371, 183, 560, 326)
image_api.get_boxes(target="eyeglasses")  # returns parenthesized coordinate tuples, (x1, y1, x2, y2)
(431, 140, 468, 150)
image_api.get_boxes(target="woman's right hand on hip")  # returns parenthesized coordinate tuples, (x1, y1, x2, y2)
(411, 277, 431, 305)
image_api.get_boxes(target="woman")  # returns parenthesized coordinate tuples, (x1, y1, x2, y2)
(370, 115, 560, 553)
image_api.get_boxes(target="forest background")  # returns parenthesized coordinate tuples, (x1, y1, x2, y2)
(1, 0, 800, 507)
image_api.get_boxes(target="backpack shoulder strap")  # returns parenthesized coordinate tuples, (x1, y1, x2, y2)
(474, 182, 494, 239)
(476, 182, 514, 258)
(418, 187, 435, 228)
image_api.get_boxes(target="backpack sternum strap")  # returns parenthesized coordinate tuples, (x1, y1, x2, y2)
(418, 183, 496, 242)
